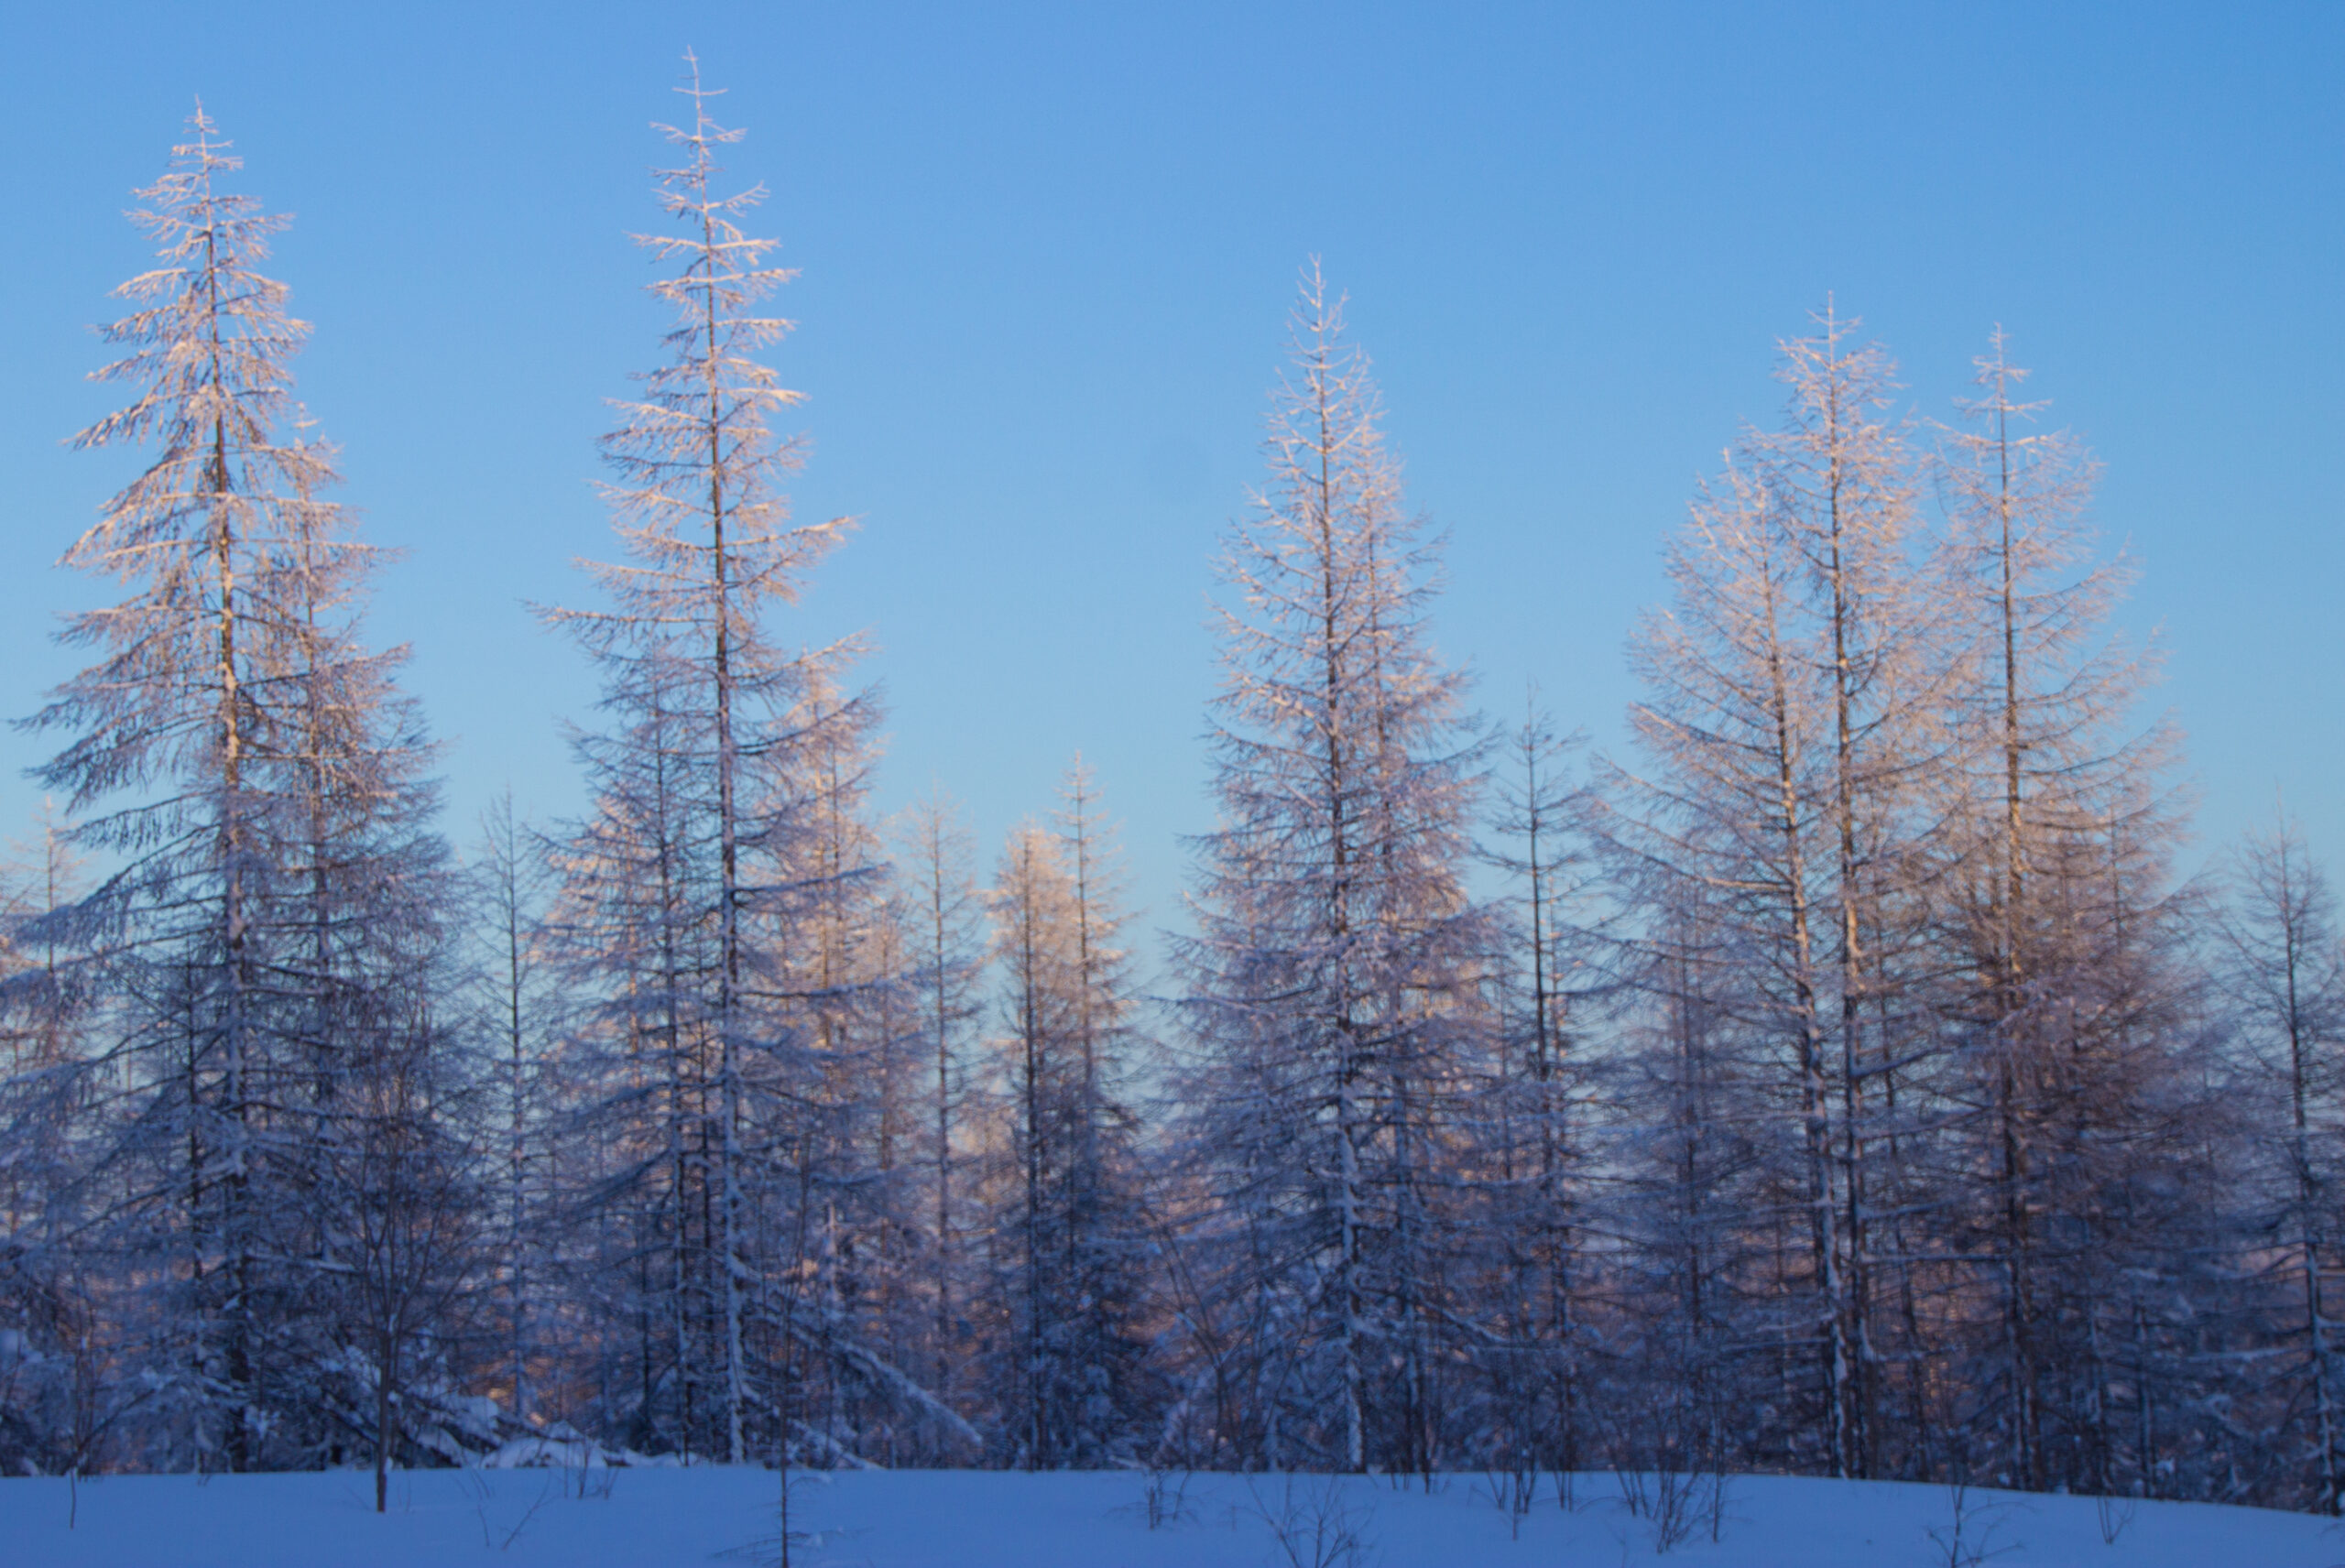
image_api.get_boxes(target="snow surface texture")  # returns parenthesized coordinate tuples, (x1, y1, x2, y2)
(1, 1470, 2334, 1567)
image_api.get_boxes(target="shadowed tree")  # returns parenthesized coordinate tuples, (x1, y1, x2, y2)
(2220, 811, 2345, 1511)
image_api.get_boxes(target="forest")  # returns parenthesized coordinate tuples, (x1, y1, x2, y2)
(2, 83, 2340, 1525)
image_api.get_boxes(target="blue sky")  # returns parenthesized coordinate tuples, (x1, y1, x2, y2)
(2, 3, 2339, 944)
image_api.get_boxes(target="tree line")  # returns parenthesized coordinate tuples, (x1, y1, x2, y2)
(3, 83, 2340, 1518)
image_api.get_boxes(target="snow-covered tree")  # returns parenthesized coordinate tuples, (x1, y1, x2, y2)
(762, 663, 922, 1467)
(895, 789, 985, 1416)
(1476, 698, 1595, 1475)
(468, 794, 557, 1425)
(1602, 306, 1957, 1478)
(1931, 332, 2200, 1496)
(23, 106, 453, 1473)
(2220, 814, 2344, 1509)
(0, 807, 102, 1477)
(1602, 881, 1768, 1485)
(982, 761, 1154, 1466)
(323, 1007, 482, 1512)
(544, 60, 952, 1469)
(541, 646, 711, 1453)
(1176, 263, 1489, 1474)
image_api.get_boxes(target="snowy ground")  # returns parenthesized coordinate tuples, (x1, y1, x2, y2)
(2, 1465, 2335, 1566)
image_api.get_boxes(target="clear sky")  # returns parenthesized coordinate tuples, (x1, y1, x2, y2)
(2, 3, 2339, 953)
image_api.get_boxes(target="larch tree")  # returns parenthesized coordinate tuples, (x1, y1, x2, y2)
(894, 789, 985, 1421)
(1177, 263, 1488, 1475)
(761, 660, 911, 1467)
(1745, 306, 1947, 1479)
(0, 808, 99, 1478)
(1479, 696, 1593, 1475)
(543, 645, 712, 1454)
(1600, 452, 1845, 1474)
(984, 761, 1152, 1467)
(24, 106, 453, 1473)
(27, 106, 318, 1468)
(1603, 306, 1952, 1479)
(1050, 758, 1153, 1461)
(548, 58, 840, 1463)
(545, 59, 952, 1469)
(325, 1005, 481, 1512)
(1933, 331, 2196, 1495)
(1603, 876, 1768, 1485)
(2220, 814, 2344, 1509)
(470, 792, 556, 1425)
(269, 414, 461, 1475)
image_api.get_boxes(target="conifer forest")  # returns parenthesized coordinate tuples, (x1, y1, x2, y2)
(5, 74, 2344, 1525)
